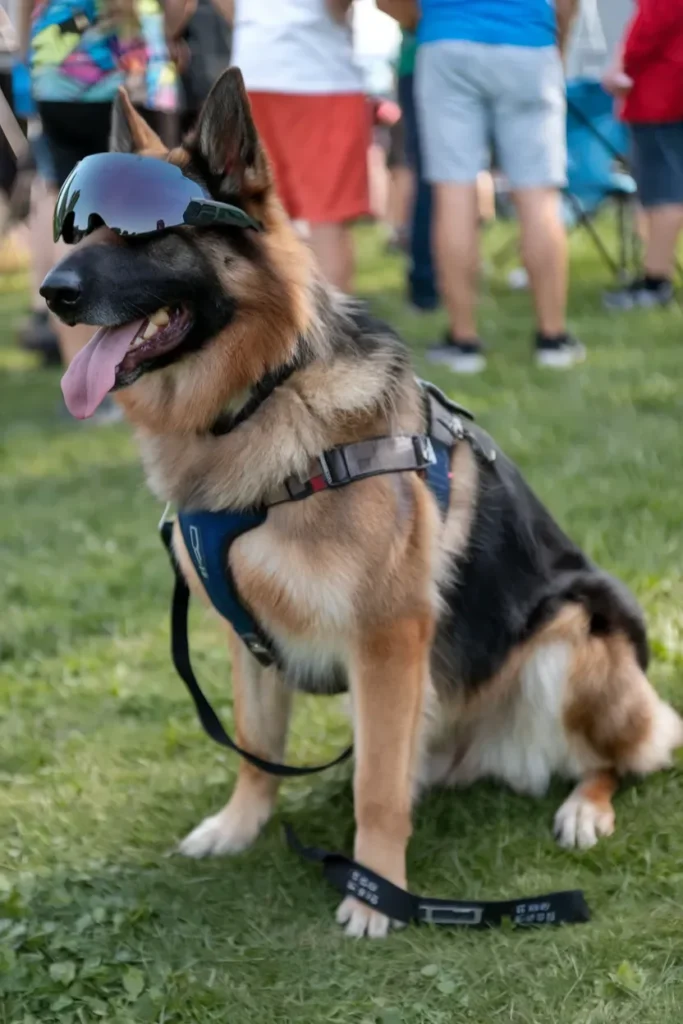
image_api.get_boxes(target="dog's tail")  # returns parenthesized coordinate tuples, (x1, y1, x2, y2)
(527, 570, 649, 671)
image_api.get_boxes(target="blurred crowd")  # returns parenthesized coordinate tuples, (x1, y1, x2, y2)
(0, 0, 681, 407)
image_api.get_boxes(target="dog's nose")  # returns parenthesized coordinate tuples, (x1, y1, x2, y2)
(40, 267, 83, 320)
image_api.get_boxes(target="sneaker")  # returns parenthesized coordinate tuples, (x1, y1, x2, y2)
(426, 336, 487, 374)
(535, 333, 586, 369)
(603, 276, 674, 311)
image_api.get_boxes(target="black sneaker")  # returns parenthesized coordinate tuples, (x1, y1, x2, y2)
(426, 335, 486, 374)
(535, 333, 586, 369)
(603, 276, 674, 311)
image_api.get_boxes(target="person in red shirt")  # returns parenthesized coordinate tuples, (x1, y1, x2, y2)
(603, 0, 683, 309)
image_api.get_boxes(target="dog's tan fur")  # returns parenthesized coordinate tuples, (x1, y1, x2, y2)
(58, 71, 682, 937)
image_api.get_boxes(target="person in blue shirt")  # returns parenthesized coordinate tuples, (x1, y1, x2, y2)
(382, 1, 582, 372)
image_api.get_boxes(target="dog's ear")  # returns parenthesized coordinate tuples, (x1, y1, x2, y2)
(189, 68, 271, 195)
(110, 88, 166, 155)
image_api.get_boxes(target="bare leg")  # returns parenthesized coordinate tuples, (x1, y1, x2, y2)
(29, 177, 55, 312)
(554, 770, 617, 849)
(336, 616, 430, 938)
(178, 631, 292, 857)
(476, 171, 495, 224)
(513, 187, 567, 336)
(432, 182, 480, 341)
(642, 204, 683, 278)
(308, 222, 355, 292)
(367, 140, 388, 221)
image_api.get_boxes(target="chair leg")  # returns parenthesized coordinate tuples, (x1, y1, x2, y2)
(628, 199, 642, 278)
(616, 198, 629, 282)
(565, 192, 621, 278)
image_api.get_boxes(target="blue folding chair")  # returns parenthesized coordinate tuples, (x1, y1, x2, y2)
(565, 78, 638, 281)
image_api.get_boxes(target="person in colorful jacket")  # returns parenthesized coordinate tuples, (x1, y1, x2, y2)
(22, 0, 180, 372)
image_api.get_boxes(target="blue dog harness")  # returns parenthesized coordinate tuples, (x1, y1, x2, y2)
(174, 381, 468, 669)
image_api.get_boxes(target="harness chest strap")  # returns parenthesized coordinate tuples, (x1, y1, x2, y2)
(266, 433, 439, 506)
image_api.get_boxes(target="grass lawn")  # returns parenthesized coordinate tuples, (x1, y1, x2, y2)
(1, 228, 683, 1024)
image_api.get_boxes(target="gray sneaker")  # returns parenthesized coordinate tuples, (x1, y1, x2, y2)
(535, 333, 586, 369)
(603, 277, 674, 311)
(426, 337, 487, 374)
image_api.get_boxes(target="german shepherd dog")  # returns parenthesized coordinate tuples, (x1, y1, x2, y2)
(44, 70, 682, 937)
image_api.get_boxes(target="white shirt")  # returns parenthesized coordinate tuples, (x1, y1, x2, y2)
(0, 0, 19, 71)
(566, 0, 633, 79)
(232, 0, 364, 95)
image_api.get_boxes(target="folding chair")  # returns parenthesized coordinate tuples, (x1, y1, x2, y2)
(564, 77, 638, 282)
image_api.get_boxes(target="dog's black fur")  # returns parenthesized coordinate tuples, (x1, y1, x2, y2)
(433, 431, 649, 693)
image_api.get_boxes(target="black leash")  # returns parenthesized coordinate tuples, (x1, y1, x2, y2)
(160, 519, 353, 777)
(160, 518, 590, 929)
(285, 826, 590, 928)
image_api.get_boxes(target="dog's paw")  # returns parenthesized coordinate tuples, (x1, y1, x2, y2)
(335, 896, 403, 939)
(553, 794, 615, 850)
(178, 803, 267, 858)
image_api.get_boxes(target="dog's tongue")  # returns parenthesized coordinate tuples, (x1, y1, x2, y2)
(61, 320, 145, 419)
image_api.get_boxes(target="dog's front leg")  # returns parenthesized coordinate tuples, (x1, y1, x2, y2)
(179, 630, 292, 857)
(338, 616, 432, 938)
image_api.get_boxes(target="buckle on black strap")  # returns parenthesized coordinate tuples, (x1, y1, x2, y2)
(419, 902, 484, 927)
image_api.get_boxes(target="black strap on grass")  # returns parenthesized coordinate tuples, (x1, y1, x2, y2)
(160, 520, 353, 777)
(285, 825, 591, 928)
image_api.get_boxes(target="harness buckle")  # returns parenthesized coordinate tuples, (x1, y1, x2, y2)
(318, 450, 347, 487)
(413, 435, 436, 468)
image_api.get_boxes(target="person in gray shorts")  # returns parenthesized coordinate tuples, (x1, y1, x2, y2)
(382, 0, 582, 372)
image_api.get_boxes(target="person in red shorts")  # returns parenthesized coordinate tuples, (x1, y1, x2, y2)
(231, 0, 370, 292)
(603, 0, 683, 309)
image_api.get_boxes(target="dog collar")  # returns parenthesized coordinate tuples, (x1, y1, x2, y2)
(210, 360, 300, 437)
